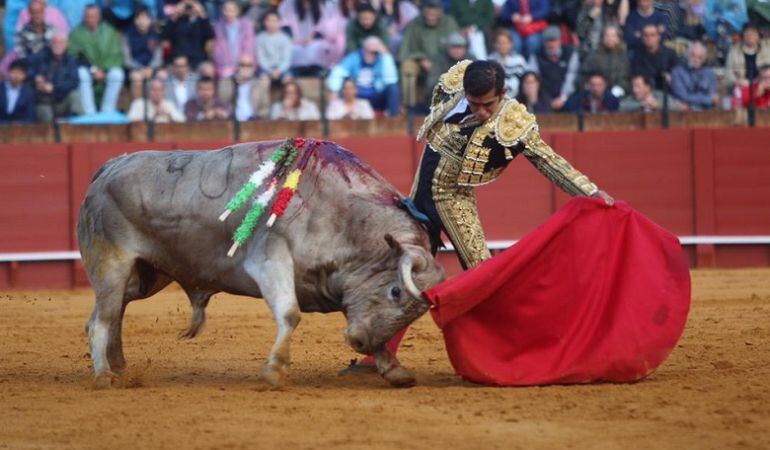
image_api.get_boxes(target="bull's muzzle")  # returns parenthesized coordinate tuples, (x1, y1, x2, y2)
(344, 326, 380, 355)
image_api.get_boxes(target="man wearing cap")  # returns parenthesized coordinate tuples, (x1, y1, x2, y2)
(528, 25, 579, 112)
(397, 0, 459, 109)
(410, 59, 613, 269)
(426, 32, 475, 100)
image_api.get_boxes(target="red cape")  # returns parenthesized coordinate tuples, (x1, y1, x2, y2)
(424, 197, 691, 386)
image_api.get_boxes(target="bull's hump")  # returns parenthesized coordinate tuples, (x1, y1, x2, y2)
(312, 142, 394, 191)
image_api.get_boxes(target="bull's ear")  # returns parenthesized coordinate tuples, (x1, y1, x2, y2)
(384, 234, 401, 251)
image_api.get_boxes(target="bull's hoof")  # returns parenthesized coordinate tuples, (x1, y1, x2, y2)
(93, 372, 117, 389)
(338, 359, 378, 376)
(382, 366, 417, 388)
(260, 364, 287, 387)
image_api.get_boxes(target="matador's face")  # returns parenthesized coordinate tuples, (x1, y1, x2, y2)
(466, 88, 507, 123)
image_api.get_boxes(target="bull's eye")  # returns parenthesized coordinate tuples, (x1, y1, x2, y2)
(389, 286, 402, 300)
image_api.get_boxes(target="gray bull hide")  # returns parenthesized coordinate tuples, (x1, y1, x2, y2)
(77, 140, 445, 388)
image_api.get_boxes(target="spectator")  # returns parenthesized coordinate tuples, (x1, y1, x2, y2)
(9, 0, 69, 52)
(101, 0, 157, 31)
(515, 70, 552, 113)
(725, 23, 770, 88)
(623, 0, 667, 52)
(427, 32, 475, 95)
(735, 64, 770, 109)
(345, 3, 390, 53)
(500, 0, 550, 59)
(488, 30, 528, 97)
(398, 0, 459, 107)
(679, 0, 707, 40)
(327, 36, 400, 116)
(219, 54, 271, 120)
(213, 0, 256, 79)
(373, 0, 419, 53)
(630, 24, 680, 90)
(255, 10, 293, 85)
(68, 5, 125, 114)
(163, 0, 215, 69)
(27, 33, 83, 121)
(620, 73, 683, 111)
(0, 60, 37, 123)
(327, 77, 376, 119)
(580, 24, 630, 97)
(123, 7, 163, 100)
(14, 0, 56, 58)
(564, 72, 619, 112)
(671, 42, 719, 110)
(319, 0, 355, 65)
(197, 60, 217, 79)
(575, 0, 616, 59)
(547, 0, 582, 30)
(164, 55, 199, 111)
(448, 0, 495, 59)
(704, 0, 748, 60)
(269, 80, 321, 120)
(279, 0, 334, 73)
(528, 25, 579, 111)
(184, 76, 232, 121)
(128, 78, 185, 122)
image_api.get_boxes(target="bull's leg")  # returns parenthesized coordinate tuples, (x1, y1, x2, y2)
(86, 260, 132, 389)
(244, 242, 301, 387)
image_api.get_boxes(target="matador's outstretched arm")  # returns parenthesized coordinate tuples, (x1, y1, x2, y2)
(522, 130, 614, 205)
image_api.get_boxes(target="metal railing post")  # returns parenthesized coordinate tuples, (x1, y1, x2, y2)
(231, 76, 241, 141)
(662, 88, 670, 129)
(319, 70, 329, 138)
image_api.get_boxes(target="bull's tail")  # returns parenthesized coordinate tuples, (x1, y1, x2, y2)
(179, 289, 213, 339)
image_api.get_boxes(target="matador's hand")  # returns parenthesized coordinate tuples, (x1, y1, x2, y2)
(592, 190, 615, 207)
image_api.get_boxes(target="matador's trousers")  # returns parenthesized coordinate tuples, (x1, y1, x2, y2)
(410, 147, 492, 270)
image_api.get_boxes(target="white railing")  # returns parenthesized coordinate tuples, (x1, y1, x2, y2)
(1, 236, 768, 262)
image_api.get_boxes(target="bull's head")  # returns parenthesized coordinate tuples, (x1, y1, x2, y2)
(343, 234, 445, 355)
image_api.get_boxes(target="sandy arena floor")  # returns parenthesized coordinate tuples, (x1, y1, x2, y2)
(1, 269, 769, 449)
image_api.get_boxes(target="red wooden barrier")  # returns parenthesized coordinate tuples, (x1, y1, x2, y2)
(1, 128, 769, 288)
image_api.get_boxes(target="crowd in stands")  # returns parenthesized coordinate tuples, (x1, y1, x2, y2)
(1, 0, 770, 124)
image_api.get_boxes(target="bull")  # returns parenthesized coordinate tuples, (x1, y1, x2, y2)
(77, 140, 445, 388)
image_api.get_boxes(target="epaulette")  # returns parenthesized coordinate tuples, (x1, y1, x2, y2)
(494, 99, 538, 147)
(437, 59, 472, 95)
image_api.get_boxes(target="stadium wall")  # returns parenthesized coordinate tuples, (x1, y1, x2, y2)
(1, 128, 769, 289)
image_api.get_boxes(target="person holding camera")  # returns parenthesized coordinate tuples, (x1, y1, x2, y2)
(163, 0, 215, 69)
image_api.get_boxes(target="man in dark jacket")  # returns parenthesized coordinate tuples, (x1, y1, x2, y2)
(630, 24, 680, 90)
(528, 25, 579, 111)
(564, 72, 619, 112)
(345, 3, 391, 53)
(27, 33, 83, 121)
(0, 60, 37, 123)
(163, 0, 215, 69)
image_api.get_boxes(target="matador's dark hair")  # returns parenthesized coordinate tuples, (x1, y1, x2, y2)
(463, 60, 505, 97)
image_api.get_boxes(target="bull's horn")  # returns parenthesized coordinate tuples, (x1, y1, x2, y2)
(399, 252, 424, 300)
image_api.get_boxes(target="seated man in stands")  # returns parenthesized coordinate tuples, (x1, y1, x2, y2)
(345, 3, 391, 53)
(184, 76, 231, 121)
(128, 78, 185, 123)
(427, 33, 475, 98)
(68, 5, 124, 114)
(624, 0, 668, 53)
(27, 33, 83, 121)
(630, 24, 680, 90)
(564, 72, 619, 113)
(735, 64, 770, 110)
(14, 0, 56, 59)
(397, 0, 459, 109)
(163, 55, 199, 111)
(162, 0, 215, 69)
(327, 36, 400, 117)
(0, 60, 37, 123)
(528, 26, 580, 112)
(671, 41, 720, 110)
(218, 55, 270, 121)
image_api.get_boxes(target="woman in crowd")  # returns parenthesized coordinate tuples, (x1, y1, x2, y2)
(213, 0, 256, 79)
(123, 7, 163, 99)
(270, 80, 321, 120)
(516, 71, 552, 113)
(327, 77, 375, 119)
